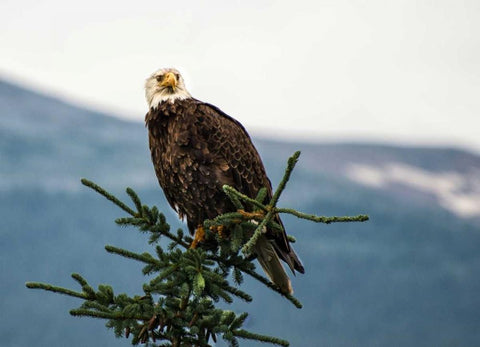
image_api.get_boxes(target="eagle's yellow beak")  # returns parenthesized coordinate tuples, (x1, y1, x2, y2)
(160, 72, 177, 91)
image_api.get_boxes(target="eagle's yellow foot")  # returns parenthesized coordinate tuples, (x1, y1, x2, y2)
(210, 225, 226, 238)
(190, 225, 205, 249)
(237, 209, 265, 219)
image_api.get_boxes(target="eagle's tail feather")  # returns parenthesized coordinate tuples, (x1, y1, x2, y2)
(254, 235, 293, 294)
(286, 248, 305, 274)
(272, 241, 305, 275)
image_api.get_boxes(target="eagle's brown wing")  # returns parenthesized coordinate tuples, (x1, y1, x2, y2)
(194, 101, 304, 274)
(196, 102, 271, 201)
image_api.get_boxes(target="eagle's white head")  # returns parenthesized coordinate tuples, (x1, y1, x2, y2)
(145, 68, 192, 109)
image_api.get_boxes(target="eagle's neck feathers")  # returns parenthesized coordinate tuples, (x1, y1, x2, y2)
(148, 89, 192, 109)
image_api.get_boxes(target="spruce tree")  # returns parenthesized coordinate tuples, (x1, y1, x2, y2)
(26, 151, 368, 346)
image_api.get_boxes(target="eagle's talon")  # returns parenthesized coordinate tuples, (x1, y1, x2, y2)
(190, 225, 205, 249)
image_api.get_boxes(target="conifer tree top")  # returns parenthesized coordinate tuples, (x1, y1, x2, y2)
(27, 152, 368, 346)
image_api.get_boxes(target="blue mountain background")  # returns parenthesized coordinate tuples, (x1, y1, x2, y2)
(1, 79, 479, 346)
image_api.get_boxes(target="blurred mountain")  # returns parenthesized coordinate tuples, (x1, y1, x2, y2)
(1, 79, 479, 347)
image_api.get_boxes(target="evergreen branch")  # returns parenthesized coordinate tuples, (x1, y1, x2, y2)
(25, 282, 88, 299)
(203, 212, 247, 229)
(149, 265, 179, 286)
(240, 267, 302, 309)
(241, 209, 275, 255)
(70, 309, 146, 320)
(81, 301, 111, 312)
(105, 245, 159, 265)
(126, 187, 142, 213)
(71, 273, 96, 297)
(81, 178, 136, 216)
(234, 329, 290, 347)
(116, 216, 189, 249)
(255, 187, 268, 204)
(115, 217, 145, 229)
(276, 209, 369, 224)
(283, 293, 303, 310)
(71, 273, 89, 287)
(269, 151, 300, 208)
(235, 152, 303, 258)
(224, 285, 252, 302)
(266, 219, 283, 232)
(223, 185, 268, 212)
(223, 186, 244, 210)
(161, 229, 190, 249)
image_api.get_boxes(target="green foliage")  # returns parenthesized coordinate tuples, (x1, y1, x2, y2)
(26, 151, 368, 346)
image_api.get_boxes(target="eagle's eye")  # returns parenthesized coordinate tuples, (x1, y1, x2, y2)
(175, 74, 180, 79)
(155, 75, 163, 82)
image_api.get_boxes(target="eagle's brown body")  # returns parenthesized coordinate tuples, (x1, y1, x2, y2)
(146, 99, 266, 233)
(145, 69, 303, 293)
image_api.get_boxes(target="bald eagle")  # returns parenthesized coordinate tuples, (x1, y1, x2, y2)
(144, 68, 304, 294)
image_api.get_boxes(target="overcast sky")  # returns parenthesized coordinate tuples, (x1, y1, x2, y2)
(1, 0, 479, 151)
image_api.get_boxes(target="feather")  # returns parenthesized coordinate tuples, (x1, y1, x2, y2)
(254, 235, 293, 294)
